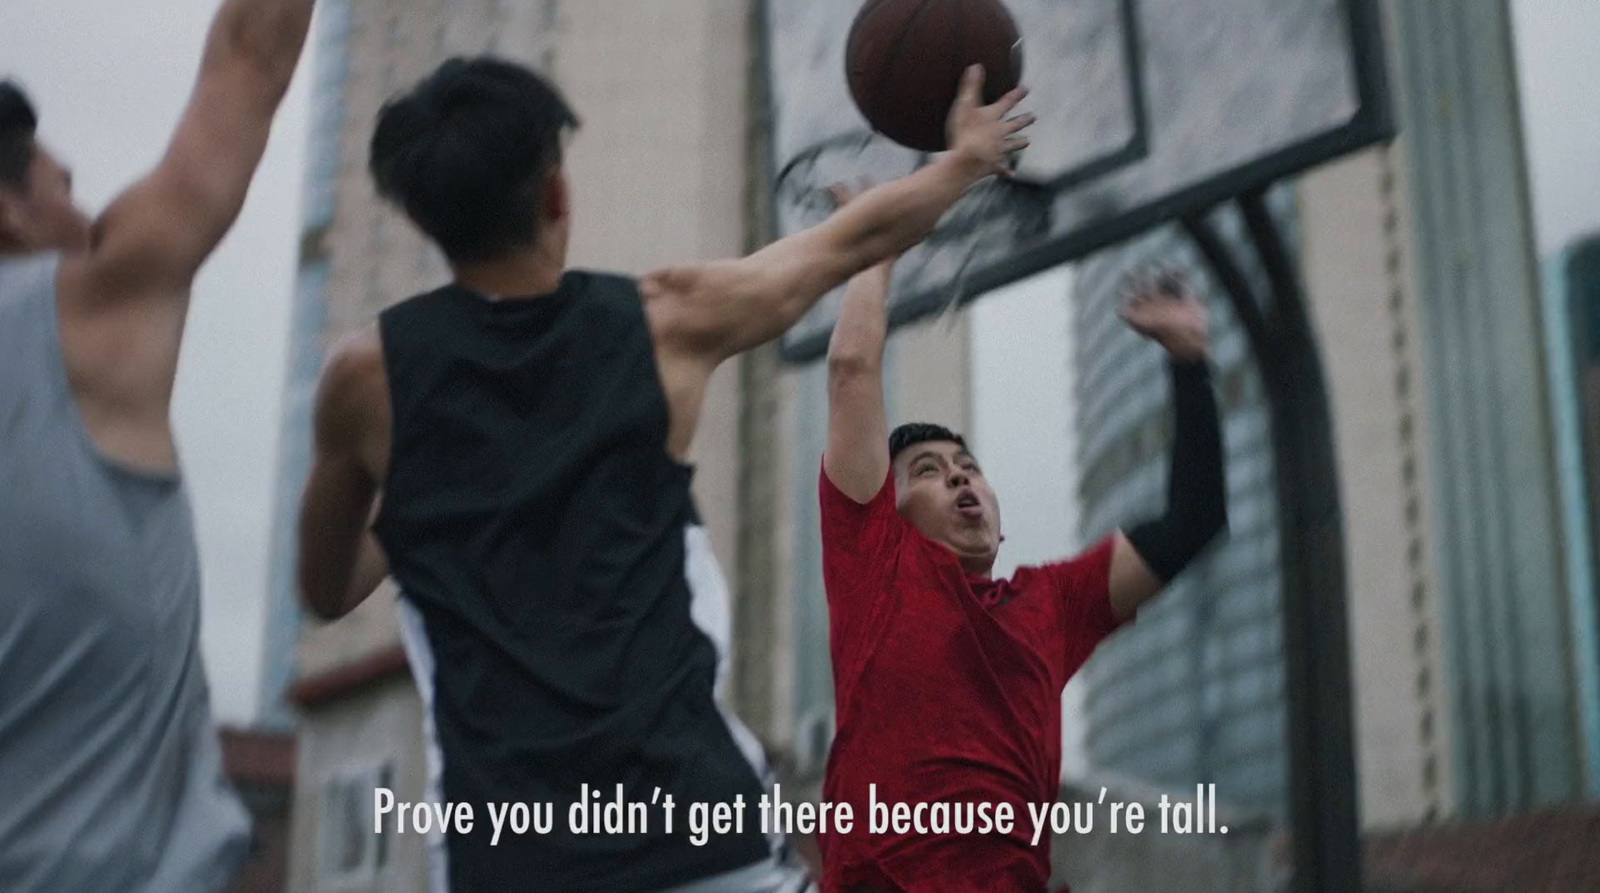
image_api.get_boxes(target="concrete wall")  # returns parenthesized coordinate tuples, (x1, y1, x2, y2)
(287, 679, 430, 893)
(557, 0, 752, 587)
(1297, 147, 1454, 827)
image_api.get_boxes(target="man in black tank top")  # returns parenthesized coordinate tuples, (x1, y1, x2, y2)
(296, 57, 1033, 893)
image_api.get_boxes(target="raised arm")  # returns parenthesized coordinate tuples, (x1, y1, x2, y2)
(1108, 274, 1229, 621)
(84, 0, 314, 295)
(824, 187, 895, 505)
(47, 0, 315, 471)
(642, 66, 1032, 366)
(298, 329, 392, 621)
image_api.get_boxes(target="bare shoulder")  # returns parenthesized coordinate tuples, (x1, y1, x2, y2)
(320, 327, 387, 409)
(327, 325, 385, 371)
(316, 327, 390, 461)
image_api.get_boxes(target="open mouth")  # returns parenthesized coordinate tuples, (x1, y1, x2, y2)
(955, 490, 983, 517)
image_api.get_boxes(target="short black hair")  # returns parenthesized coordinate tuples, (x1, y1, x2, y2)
(369, 57, 578, 263)
(0, 81, 39, 188)
(889, 423, 970, 462)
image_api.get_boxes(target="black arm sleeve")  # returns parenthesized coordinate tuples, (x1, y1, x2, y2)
(1125, 359, 1229, 582)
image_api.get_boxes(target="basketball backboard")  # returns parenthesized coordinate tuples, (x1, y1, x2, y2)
(764, 0, 1393, 361)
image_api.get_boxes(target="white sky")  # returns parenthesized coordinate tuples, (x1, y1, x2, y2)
(1510, 0, 1600, 256)
(0, 0, 1594, 727)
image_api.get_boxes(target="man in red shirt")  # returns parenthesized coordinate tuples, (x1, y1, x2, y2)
(817, 228, 1226, 891)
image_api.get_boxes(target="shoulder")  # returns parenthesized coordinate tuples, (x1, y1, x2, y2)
(820, 463, 895, 514)
(379, 282, 466, 324)
(819, 465, 906, 553)
(316, 327, 388, 443)
(1025, 536, 1119, 594)
(327, 325, 384, 370)
(571, 269, 636, 293)
(323, 327, 385, 392)
(569, 270, 646, 316)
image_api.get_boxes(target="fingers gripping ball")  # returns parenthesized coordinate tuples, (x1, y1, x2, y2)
(846, 0, 1024, 153)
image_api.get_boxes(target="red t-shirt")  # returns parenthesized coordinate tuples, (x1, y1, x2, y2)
(816, 468, 1126, 893)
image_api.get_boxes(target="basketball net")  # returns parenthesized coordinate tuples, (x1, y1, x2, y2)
(775, 132, 1040, 338)
(937, 174, 1011, 331)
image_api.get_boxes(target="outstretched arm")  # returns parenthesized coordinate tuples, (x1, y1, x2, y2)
(1108, 274, 1229, 621)
(824, 210, 895, 504)
(642, 66, 1032, 460)
(298, 330, 391, 621)
(643, 66, 1032, 365)
(54, 0, 316, 448)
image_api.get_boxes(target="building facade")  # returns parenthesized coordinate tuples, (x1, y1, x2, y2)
(1068, 0, 1597, 850)
(1546, 234, 1600, 796)
(264, 1, 1599, 890)
(1074, 210, 1293, 818)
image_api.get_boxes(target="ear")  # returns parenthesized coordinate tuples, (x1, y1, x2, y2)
(543, 170, 570, 223)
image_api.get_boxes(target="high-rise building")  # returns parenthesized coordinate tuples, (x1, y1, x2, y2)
(1068, 0, 1598, 850)
(1545, 234, 1600, 796)
(260, 2, 1600, 890)
(1074, 207, 1293, 816)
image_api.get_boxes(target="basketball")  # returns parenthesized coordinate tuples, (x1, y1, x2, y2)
(846, 0, 1023, 153)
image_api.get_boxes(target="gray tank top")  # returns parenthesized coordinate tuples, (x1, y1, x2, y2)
(0, 254, 250, 892)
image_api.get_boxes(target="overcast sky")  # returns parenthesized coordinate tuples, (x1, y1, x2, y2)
(1510, 0, 1600, 256)
(0, 1, 1595, 726)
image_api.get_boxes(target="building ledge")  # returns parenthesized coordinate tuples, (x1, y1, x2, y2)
(1365, 805, 1600, 893)
(287, 644, 410, 709)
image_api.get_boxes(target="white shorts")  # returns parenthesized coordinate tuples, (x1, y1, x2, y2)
(655, 854, 816, 893)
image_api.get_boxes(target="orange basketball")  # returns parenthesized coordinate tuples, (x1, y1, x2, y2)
(846, 0, 1024, 153)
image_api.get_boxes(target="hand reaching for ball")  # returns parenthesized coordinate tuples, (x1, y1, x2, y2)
(1120, 270, 1210, 362)
(945, 65, 1034, 178)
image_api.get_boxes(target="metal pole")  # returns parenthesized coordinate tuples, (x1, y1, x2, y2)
(1183, 191, 1362, 893)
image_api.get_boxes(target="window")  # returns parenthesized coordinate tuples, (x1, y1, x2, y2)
(320, 762, 394, 883)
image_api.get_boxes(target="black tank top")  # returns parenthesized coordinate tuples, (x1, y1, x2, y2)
(374, 272, 770, 891)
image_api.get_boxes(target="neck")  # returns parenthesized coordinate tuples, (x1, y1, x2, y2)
(959, 555, 996, 579)
(452, 237, 565, 300)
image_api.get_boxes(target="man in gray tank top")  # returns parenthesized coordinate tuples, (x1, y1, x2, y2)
(0, 2, 315, 889)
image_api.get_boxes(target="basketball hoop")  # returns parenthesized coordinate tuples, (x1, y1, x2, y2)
(773, 130, 1053, 335)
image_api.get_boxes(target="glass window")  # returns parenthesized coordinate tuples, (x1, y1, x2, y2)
(319, 761, 395, 882)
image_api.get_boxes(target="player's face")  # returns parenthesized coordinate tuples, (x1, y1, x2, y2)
(894, 440, 1002, 572)
(0, 143, 92, 253)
